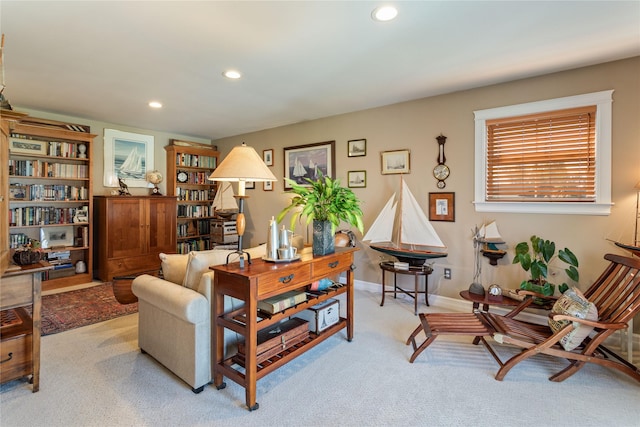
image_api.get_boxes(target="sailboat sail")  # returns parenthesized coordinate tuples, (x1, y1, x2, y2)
(119, 148, 143, 177)
(478, 221, 504, 243)
(363, 179, 447, 265)
(212, 182, 238, 212)
(400, 182, 445, 248)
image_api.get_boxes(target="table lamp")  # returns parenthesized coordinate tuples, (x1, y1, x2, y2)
(209, 142, 277, 266)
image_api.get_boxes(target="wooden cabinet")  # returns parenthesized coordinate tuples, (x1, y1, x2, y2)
(93, 196, 177, 281)
(211, 247, 356, 410)
(165, 144, 220, 254)
(1, 263, 52, 392)
(6, 116, 95, 291)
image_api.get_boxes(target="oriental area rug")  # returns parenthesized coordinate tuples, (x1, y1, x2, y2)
(39, 283, 138, 336)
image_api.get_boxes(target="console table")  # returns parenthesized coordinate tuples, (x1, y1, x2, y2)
(211, 247, 356, 411)
(1, 262, 52, 391)
(379, 261, 432, 315)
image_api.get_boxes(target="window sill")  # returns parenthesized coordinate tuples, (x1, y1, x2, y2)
(473, 201, 613, 216)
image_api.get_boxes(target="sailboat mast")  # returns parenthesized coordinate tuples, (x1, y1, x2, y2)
(396, 175, 404, 247)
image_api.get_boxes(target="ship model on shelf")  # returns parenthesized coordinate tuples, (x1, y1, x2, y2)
(476, 221, 507, 265)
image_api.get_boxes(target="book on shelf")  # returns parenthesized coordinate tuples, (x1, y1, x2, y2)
(258, 290, 307, 314)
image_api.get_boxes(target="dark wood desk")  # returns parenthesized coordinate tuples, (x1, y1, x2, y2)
(211, 247, 356, 411)
(379, 262, 432, 315)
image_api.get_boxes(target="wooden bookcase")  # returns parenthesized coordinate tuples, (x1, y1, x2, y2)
(165, 144, 221, 254)
(7, 116, 95, 292)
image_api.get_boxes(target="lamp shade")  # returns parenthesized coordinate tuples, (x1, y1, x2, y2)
(209, 142, 277, 196)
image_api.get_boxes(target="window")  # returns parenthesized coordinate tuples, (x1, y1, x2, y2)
(474, 90, 613, 215)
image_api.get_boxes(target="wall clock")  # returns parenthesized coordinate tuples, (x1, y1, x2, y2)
(177, 171, 189, 183)
(433, 134, 450, 189)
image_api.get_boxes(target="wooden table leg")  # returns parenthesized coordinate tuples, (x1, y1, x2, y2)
(413, 275, 418, 315)
(380, 270, 386, 307)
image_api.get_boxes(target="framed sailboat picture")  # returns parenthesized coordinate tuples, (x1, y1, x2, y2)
(428, 192, 455, 222)
(283, 140, 335, 189)
(103, 129, 154, 188)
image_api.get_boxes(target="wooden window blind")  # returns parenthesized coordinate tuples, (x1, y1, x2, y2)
(485, 106, 596, 202)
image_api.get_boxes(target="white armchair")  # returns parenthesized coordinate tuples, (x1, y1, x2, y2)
(132, 244, 266, 393)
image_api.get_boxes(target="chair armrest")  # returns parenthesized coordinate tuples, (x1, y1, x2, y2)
(132, 274, 209, 324)
(548, 313, 628, 330)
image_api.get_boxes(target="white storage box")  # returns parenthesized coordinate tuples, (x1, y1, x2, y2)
(296, 299, 340, 333)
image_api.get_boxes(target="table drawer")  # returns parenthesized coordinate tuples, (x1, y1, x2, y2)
(311, 252, 352, 279)
(0, 333, 33, 384)
(0, 274, 33, 310)
(258, 263, 311, 296)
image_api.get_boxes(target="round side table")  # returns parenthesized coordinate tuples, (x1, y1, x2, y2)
(379, 262, 432, 315)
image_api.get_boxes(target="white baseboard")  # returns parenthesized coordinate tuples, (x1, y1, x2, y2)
(353, 279, 640, 355)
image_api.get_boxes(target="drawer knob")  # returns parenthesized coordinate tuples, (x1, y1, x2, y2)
(1, 352, 13, 364)
(279, 274, 294, 284)
(328, 261, 339, 268)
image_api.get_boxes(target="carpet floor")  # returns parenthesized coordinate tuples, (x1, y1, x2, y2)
(39, 283, 138, 335)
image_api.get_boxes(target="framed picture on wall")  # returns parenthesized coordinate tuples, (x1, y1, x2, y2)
(263, 149, 274, 166)
(381, 149, 410, 174)
(348, 139, 366, 157)
(263, 181, 273, 191)
(283, 140, 335, 189)
(429, 192, 455, 222)
(103, 129, 154, 188)
(348, 170, 366, 188)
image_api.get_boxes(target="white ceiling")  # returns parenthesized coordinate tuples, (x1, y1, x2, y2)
(1, 1, 639, 140)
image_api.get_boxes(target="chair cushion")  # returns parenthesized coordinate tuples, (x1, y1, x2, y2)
(159, 253, 189, 285)
(548, 287, 598, 351)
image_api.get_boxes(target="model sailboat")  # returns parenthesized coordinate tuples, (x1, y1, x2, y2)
(476, 221, 506, 265)
(363, 178, 447, 266)
(212, 181, 239, 218)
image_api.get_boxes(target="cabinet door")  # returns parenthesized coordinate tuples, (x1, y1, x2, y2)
(107, 198, 146, 258)
(148, 198, 177, 254)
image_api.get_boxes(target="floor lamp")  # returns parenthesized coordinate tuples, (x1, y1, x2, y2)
(209, 142, 277, 267)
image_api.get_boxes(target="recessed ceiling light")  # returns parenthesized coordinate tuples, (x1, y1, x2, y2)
(223, 70, 242, 79)
(148, 101, 162, 109)
(372, 6, 398, 22)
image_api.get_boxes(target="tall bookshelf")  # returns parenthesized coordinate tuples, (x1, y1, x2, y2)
(165, 143, 221, 254)
(7, 117, 95, 291)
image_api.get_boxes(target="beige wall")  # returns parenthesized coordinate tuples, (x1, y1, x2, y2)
(18, 57, 640, 311)
(213, 57, 640, 305)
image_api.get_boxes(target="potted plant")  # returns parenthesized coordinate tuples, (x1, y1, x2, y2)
(277, 173, 364, 256)
(512, 235, 579, 301)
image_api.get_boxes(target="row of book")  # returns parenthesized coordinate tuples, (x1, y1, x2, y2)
(11, 184, 88, 202)
(177, 204, 213, 218)
(175, 154, 217, 169)
(176, 238, 213, 254)
(177, 220, 211, 238)
(9, 206, 86, 227)
(9, 160, 89, 178)
(48, 141, 85, 158)
(176, 187, 213, 201)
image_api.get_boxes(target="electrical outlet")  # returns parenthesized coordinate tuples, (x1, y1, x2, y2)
(444, 268, 451, 279)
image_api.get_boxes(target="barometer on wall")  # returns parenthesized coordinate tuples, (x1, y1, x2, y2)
(433, 134, 450, 189)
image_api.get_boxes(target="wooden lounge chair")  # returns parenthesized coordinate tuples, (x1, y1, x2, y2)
(406, 253, 640, 383)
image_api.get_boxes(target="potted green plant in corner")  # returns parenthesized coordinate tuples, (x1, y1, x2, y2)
(512, 235, 579, 303)
(277, 173, 364, 256)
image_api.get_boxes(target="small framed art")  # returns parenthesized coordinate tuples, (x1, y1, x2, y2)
(348, 170, 366, 188)
(263, 149, 274, 166)
(429, 192, 455, 222)
(40, 226, 75, 249)
(245, 181, 255, 190)
(381, 149, 410, 174)
(9, 185, 27, 200)
(348, 139, 366, 157)
(263, 181, 273, 191)
(9, 138, 47, 155)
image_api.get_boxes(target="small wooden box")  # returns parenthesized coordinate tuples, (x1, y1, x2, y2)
(236, 318, 309, 365)
(296, 298, 340, 333)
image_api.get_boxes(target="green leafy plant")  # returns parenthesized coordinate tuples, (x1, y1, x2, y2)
(512, 235, 579, 297)
(277, 173, 364, 234)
